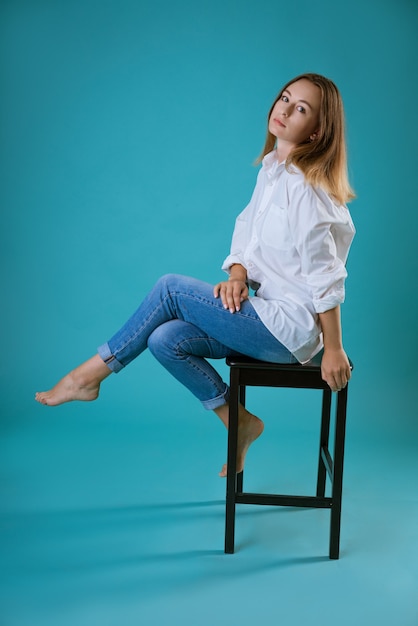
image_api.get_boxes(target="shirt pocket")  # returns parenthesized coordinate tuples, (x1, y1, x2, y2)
(260, 203, 293, 250)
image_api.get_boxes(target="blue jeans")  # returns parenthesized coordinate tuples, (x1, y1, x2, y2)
(98, 274, 296, 410)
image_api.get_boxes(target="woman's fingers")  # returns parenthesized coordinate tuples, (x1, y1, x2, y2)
(213, 280, 248, 312)
(221, 282, 243, 312)
(321, 349, 351, 392)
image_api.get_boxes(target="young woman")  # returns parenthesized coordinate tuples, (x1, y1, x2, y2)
(35, 73, 355, 477)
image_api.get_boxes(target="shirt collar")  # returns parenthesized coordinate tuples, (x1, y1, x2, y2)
(262, 150, 285, 179)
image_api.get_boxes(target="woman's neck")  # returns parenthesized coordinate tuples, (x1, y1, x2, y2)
(275, 140, 294, 163)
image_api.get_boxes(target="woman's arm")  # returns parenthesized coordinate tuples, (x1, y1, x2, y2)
(318, 305, 352, 392)
(213, 263, 249, 313)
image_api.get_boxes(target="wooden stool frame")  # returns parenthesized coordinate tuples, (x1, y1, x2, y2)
(224, 354, 352, 559)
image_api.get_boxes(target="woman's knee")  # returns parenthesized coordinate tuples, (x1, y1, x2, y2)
(155, 273, 186, 292)
(147, 320, 181, 358)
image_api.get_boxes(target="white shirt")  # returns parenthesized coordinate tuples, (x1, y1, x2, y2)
(222, 151, 355, 363)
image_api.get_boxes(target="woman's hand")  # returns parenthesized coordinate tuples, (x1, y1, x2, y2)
(318, 306, 352, 392)
(321, 348, 351, 392)
(213, 279, 249, 313)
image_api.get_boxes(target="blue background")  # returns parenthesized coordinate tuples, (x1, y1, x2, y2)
(1, 1, 417, 625)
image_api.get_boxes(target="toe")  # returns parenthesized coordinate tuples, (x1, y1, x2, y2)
(219, 463, 227, 478)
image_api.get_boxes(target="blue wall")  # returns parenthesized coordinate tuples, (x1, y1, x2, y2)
(1, 0, 417, 440)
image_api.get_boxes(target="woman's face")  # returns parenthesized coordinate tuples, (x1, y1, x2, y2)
(268, 78, 321, 149)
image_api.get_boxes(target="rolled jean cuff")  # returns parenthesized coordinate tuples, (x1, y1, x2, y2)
(201, 385, 230, 410)
(97, 343, 124, 373)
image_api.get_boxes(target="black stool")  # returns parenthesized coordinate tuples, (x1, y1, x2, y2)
(224, 351, 352, 559)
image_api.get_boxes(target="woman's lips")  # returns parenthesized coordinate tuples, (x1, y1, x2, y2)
(274, 118, 286, 128)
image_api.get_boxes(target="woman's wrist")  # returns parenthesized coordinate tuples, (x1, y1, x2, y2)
(229, 263, 247, 282)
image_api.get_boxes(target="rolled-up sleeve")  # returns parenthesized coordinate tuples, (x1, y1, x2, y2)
(287, 180, 348, 313)
(221, 171, 263, 273)
(221, 213, 248, 273)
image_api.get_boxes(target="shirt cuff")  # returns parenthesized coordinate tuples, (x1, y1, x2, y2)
(313, 291, 345, 313)
(221, 254, 245, 274)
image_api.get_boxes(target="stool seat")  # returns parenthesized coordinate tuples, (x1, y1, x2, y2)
(224, 351, 352, 559)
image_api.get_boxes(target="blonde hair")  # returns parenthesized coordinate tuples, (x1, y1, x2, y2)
(257, 73, 355, 205)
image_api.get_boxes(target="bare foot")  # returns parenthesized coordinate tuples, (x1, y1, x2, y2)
(215, 404, 264, 477)
(35, 355, 112, 406)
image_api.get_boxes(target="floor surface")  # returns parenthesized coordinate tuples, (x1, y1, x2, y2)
(1, 378, 417, 626)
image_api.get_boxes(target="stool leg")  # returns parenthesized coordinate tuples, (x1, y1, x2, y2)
(225, 368, 240, 554)
(236, 471, 243, 493)
(317, 389, 332, 497)
(329, 385, 348, 559)
(236, 384, 246, 493)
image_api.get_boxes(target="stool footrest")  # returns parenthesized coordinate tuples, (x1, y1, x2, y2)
(321, 446, 333, 478)
(235, 493, 332, 508)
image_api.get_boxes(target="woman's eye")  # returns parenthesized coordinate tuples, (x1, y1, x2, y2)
(297, 106, 306, 113)
(281, 95, 289, 102)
